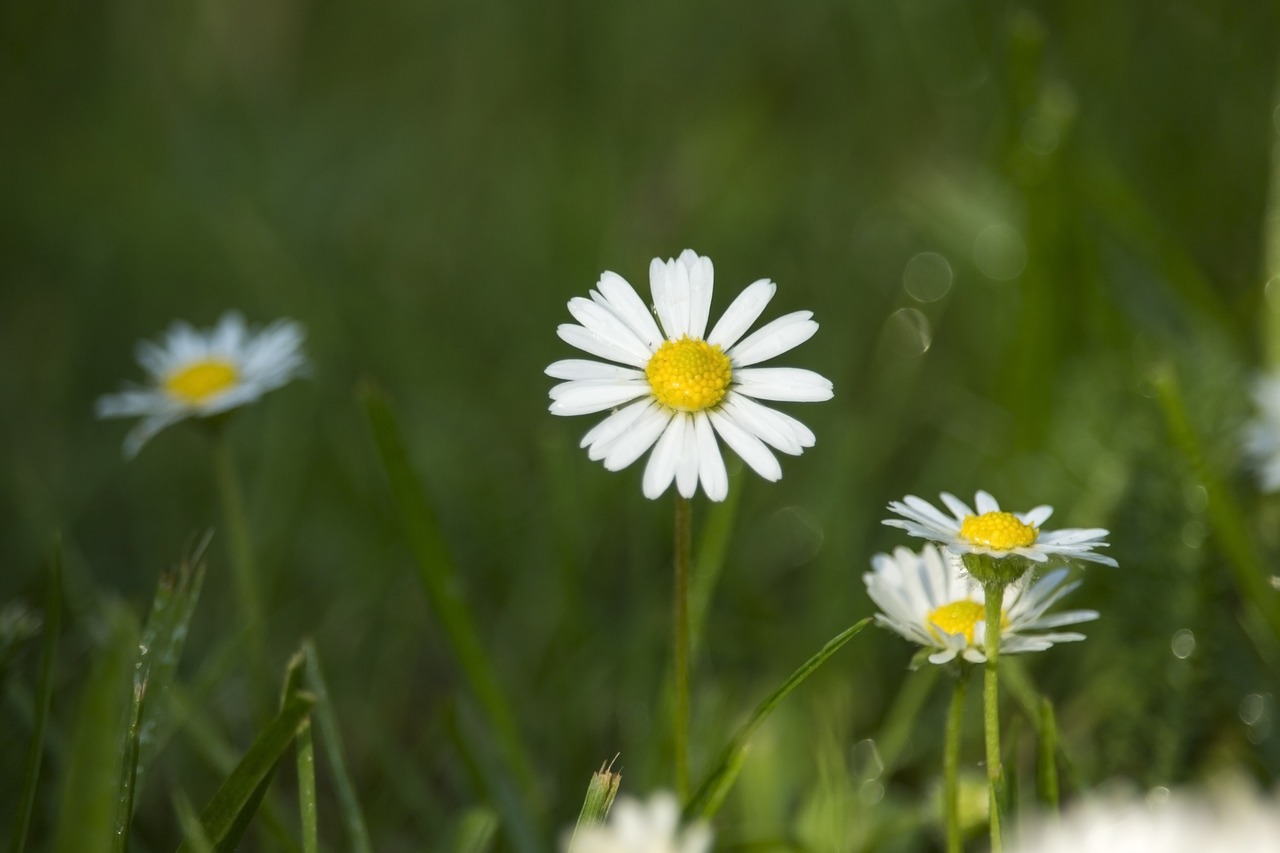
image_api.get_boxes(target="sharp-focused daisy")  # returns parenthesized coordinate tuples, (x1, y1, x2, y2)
(1008, 785, 1280, 853)
(863, 544, 1098, 665)
(97, 311, 307, 458)
(883, 490, 1117, 568)
(1244, 372, 1280, 492)
(566, 792, 712, 853)
(547, 250, 833, 502)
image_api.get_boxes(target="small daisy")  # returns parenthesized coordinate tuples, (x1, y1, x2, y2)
(883, 490, 1117, 568)
(863, 544, 1098, 665)
(1244, 372, 1280, 492)
(97, 311, 307, 458)
(547, 250, 833, 502)
(566, 792, 712, 853)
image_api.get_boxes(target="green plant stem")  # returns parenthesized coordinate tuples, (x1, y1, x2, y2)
(945, 666, 969, 853)
(982, 583, 1006, 853)
(212, 431, 266, 689)
(673, 495, 692, 801)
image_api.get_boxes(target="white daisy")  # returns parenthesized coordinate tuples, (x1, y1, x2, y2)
(863, 544, 1098, 665)
(883, 490, 1117, 568)
(96, 311, 307, 458)
(547, 249, 833, 502)
(566, 792, 712, 853)
(1244, 372, 1280, 492)
(1008, 785, 1280, 853)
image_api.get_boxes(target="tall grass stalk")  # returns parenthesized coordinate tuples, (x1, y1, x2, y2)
(211, 430, 266, 692)
(673, 495, 692, 800)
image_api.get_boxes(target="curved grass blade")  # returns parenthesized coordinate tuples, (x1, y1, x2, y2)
(9, 541, 62, 853)
(685, 617, 872, 820)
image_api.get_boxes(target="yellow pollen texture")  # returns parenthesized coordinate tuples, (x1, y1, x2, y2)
(645, 336, 732, 412)
(164, 360, 239, 404)
(927, 600, 987, 645)
(959, 511, 1038, 550)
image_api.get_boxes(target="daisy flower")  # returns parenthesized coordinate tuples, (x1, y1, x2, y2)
(883, 490, 1117, 568)
(863, 544, 1098, 665)
(547, 249, 833, 501)
(97, 311, 307, 458)
(1244, 372, 1280, 492)
(566, 792, 712, 853)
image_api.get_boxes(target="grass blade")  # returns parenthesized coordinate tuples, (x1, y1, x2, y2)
(1036, 696, 1059, 812)
(567, 759, 622, 852)
(172, 791, 215, 853)
(301, 641, 373, 853)
(361, 385, 540, 815)
(689, 465, 744, 654)
(9, 541, 62, 853)
(685, 617, 872, 820)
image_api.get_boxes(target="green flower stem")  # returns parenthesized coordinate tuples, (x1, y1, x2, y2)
(945, 665, 969, 853)
(674, 495, 693, 801)
(212, 430, 266, 691)
(982, 581, 1006, 853)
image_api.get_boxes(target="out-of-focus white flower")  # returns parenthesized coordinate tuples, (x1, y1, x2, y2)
(1244, 373, 1280, 492)
(1009, 785, 1280, 853)
(97, 311, 307, 457)
(547, 249, 832, 502)
(567, 792, 712, 853)
(864, 544, 1098, 665)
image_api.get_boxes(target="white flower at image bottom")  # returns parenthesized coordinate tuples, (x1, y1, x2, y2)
(864, 544, 1099, 664)
(96, 311, 307, 458)
(883, 490, 1117, 568)
(547, 249, 833, 502)
(1244, 372, 1280, 492)
(567, 793, 712, 853)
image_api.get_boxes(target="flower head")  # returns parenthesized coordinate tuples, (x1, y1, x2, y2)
(566, 792, 712, 853)
(97, 311, 307, 457)
(1244, 372, 1280, 492)
(863, 544, 1098, 665)
(883, 490, 1117, 568)
(547, 250, 833, 501)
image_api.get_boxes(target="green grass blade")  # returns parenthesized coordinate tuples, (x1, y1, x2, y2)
(1036, 696, 1059, 812)
(9, 542, 62, 853)
(52, 600, 140, 853)
(685, 617, 872, 820)
(281, 649, 318, 853)
(689, 465, 744, 655)
(301, 641, 373, 853)
(448, 700, 542, 853)
(361, 385, 540, 806)
(567, 759, 622, 852)
(871, 666, 940, 776)
(450, 808, 499, 853)
(172, 791, 215, 853)
(176, 689, 316, 852)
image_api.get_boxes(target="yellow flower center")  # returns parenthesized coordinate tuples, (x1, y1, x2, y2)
(644, 336, 733, 412)
(959, 511, 1038, 550)
(164, 360, 239, 404)
(928, 600, 1002, 645)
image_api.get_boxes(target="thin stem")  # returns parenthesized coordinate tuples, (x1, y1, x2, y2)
(944, 665, 969, 853)
(298, 719, 318, 853)
(983, 582, 1006, 853)
(673, 495, 693, 800)
(212, 430, 266, 690)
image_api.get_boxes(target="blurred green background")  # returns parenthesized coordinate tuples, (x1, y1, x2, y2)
(4, 0, 1280, 850)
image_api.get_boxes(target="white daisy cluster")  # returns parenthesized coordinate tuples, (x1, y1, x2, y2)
(1244, 372, 1280, 492)
(547, 250, 832, 502)
(567, 792, 712, 853)
(97, 311, 307, 457)
(864, 544, 1098, 665)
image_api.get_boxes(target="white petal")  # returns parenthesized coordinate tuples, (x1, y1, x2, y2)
(557, 324, 648, 368)
(649, 257, 682, 339)
(582, 398, 656, 457)
(596, 271, 665, 349)
(1038, 527, 1110, 545)
(549, 380, 650, 415)
(122, 412, 187, 458)
(96, 389, 171, 419)
(939, 493, 974, 522)
(726, 311, 818, 366)
(694, 412, 728, 501)
(733, 367, 834, 402)
(675, 415, 700, 498)
(706, 279, 776, 350)
(708, 409, 782, 481)
(974, 491, 1000, 514)
(567, 298, 654, 363)
(686, 253, 714, 340)
(603, 406, 673, 471)
(545, 359, 645, 381)
(643, 414, 689, 499)
(721, 392, 805, 455)
(1022, 505, 1054, 527)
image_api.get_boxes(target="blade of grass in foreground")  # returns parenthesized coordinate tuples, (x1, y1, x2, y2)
(567, 759, 622, 852)
(302, 641, 373, 853)
(9, 542, 62, 853)
(283, 651, 318, 853)
(685, 617, 872, 820)
(361, 385, 540, 811)
(688, 465, 744, 655)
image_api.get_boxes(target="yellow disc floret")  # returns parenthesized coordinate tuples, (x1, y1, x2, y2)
(164, 360, 239, 404)
(959, 511, 1038, 550)
(927, 600, 987, 645)
(645, 336, 733, 412)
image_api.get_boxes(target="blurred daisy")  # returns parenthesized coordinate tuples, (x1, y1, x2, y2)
(547, 249, 832, 502)
(1244, 372, 1280, 492)
(863, 544, 1098, 665)
(883, 490, 1117, 568)
(1008, 785, 1280, 853)
(97, 311, 307, 458)
(567, 792, 712, 853)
